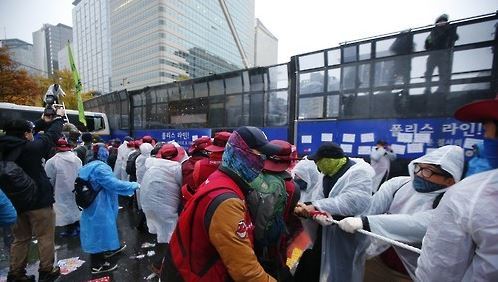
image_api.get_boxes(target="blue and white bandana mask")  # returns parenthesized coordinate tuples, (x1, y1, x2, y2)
(221, 131, 265, 183)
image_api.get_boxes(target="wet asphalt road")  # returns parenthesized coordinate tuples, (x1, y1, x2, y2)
(1, 204, 161, 282)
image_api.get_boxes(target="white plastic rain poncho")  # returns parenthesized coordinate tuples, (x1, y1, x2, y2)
(415, 168, 498, 281)
(366, 145, 464, 279)
(45, 151, 82, 226)
(370, 147, 396, 191)
(135, 143, 153, 210)
(136, 143, 154, 185)
(312, 158, 375, 282)
(113, 141, 133, 181)
(140, 157, 182, 243)
(292, 159, 323, 245)
(79, 160, 138, 253)
(292, 159, 324, 202)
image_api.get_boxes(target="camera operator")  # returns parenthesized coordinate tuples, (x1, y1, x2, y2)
(0, 106, 66, 282)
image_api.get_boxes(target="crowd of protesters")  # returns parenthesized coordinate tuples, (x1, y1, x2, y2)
(0, 93, 496, 282)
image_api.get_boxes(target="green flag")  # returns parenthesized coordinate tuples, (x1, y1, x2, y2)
(67, 42, 86, 126)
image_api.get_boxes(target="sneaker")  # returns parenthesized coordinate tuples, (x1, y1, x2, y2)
(38, 266, 60, 282)
(103, 244, 127, 258)
(91, 262, 118, 274)
(6, 274, 35, 282)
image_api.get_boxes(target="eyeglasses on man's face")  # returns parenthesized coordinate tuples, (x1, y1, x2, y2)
(413, 164, 446, 178)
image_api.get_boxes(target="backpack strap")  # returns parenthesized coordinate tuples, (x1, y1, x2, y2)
(392, 179, 412, 199)
(432, 192, 445, 209)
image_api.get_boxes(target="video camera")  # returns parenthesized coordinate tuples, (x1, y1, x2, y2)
(43, 84, 67, 122)
(43, 84, 66, 116)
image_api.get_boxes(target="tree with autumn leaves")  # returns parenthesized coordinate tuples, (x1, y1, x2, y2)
(0, 46, 93, 109)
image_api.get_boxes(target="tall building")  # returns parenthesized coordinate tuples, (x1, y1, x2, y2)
(0, 39, 39, 75)
(72, 0, 112, 93)
(108, 0, 255, 90)
(254, 18, 278, 67)
(57, 42, 71, 72)
(32, 23, 73, 76)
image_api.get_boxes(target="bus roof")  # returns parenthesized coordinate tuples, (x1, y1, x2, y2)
(0, 102, 105, 117)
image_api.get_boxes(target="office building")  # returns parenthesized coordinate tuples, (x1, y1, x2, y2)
(72, 0, 112, 93)
(254, 18, 278, 67)
(109, 0, 255, 90)
(0, 39, 39, 75)
(32, 23, 73, 76)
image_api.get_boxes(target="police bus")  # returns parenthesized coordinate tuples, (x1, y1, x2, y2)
(0, 103, 110, 137)
(83, 12, 497, 160)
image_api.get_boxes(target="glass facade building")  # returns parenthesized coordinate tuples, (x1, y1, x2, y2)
(32, 24, 73, 76)
(109, 0, 255, 91)
(73, 0, 112, 94)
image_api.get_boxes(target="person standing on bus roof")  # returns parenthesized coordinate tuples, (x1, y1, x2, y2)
(424, 14, 459, 95)
(370, 140, 397, 192)
(294, 142, 374, 282)
(0, 107, 65, 282)
(454, 95, 498, 177)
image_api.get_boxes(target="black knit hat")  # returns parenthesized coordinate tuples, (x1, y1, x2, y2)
(308, 142, 345, 161)
(3, 119, 34, 138)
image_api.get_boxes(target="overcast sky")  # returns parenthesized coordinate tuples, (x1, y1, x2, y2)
(1, 0, 496, 63)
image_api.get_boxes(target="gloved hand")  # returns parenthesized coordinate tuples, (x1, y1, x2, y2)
(338, 217, 363, 233)
(313, 214, 333, 226)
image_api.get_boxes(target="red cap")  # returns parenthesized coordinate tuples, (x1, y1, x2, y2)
(263, 140, 293, 172)
(156, 144, 186, 162)
(56, 138, 72, 152)
(205, 131, 231, 152)
(142, 135, 156, 146)
(454, 95, 498, 122)
(188, 136, 212, 155)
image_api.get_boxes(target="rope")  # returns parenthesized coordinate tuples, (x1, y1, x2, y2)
(325, 217, 422, 254)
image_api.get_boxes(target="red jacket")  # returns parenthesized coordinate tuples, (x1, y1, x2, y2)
(170, 169, 275, 282)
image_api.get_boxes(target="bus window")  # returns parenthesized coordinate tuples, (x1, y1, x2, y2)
(299, 97, 324, 119)
(456, 20, 497, 46)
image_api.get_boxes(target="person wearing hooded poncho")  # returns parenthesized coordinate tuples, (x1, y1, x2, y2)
(45, 138, 82, 237)
(335, 145, 464, 280)
(79, 144, 139, 274)
(415, 168, 498, 281)
(294, 142, 375, 282)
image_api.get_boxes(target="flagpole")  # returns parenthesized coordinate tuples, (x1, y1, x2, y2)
(67, 41, 86, 126)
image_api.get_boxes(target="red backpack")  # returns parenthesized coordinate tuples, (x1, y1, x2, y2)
(170, 170, 253, 281)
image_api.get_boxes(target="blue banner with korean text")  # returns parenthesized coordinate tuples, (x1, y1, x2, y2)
(132, 129, 212, 150)
(296, 118, 483, 159)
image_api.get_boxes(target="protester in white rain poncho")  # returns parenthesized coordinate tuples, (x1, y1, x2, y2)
(113, 136, 134, 181)
(294, 142, 374, 282)
(135, 142, 154, 210)
(140, 143, 184, 243)
(45, 138, 82, 234)
(336, 145, 464, 280)
(416, 168, 498, 281)
(291, 159, 323, 243)
(136, 142, 154, 184)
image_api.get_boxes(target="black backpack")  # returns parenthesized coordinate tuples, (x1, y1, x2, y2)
(73, 177, 100, 209)
(0, 147, 38, 211)
(125, 151, 140, 181)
